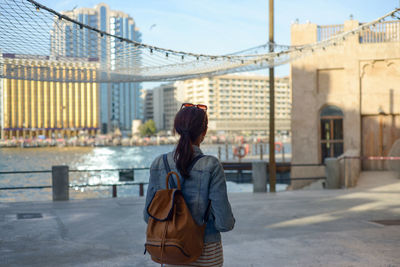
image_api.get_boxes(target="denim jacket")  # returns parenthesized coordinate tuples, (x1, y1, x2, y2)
(143, 145, 235, 243)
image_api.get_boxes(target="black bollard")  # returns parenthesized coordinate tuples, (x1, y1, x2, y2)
(52, 165, 69, 201)
(139, 183, 144, 197)
(112, 185, 117, 198)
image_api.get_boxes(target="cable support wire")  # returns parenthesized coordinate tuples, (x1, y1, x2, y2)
(0, 0, 399, 82)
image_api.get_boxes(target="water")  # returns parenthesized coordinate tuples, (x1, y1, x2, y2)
(0, 144, 289, 202)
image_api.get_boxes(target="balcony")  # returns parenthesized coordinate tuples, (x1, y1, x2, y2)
(317, 24, 344, 41)
(359, 20, 400, 43)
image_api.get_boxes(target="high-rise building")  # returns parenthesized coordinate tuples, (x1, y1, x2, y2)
(142, 89, 154, 122)
(149, 83, 185, 133)
(51, 3, 143, 134)
(0, 53, 99, 139)
(148, 75, 291, 134)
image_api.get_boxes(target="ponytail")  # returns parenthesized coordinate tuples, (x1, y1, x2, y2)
(173, 107, 208, 178)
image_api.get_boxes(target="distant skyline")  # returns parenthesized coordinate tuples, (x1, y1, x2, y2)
(36, 0, 399, 87)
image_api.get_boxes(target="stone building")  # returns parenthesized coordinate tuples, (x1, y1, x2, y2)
(0, 53, 99, 139)
(290, 19, 400, 188)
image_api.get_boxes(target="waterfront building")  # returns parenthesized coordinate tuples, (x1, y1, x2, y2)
(290, 18, 400, 188)
(148, 75, 291, 134)
(51, 3, 143, 134)
(142, 89, 154, 122)
(150, 83, 185, 133)
(0, 53, 99, 139)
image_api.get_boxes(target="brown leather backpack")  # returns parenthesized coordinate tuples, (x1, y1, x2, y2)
(145, 154, 209, 265)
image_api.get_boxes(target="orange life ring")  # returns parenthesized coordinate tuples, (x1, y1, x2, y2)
(233, 145, 247, 158)
(275, 142, 283, 152)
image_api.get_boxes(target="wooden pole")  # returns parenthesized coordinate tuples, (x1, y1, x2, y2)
(268, 0, 276, 192)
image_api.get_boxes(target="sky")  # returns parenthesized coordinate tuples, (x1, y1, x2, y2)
(36, 0, 399, 88)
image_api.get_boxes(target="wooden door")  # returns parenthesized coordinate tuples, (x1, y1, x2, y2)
(362, 115, 400, 170)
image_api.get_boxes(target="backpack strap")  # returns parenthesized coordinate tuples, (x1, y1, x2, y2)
(163, 153, 211, 224)
(162, 154, 171, 173)
(162, 153, 204, 188)
(163, 154, 174, 189)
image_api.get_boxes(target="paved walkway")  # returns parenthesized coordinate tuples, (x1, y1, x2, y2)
(1, 171, 399, 266)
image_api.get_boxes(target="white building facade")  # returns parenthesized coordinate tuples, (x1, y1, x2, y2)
(147, 75, 291, 134)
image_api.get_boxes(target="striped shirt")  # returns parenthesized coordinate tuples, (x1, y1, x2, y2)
(165, 241, 223, 267)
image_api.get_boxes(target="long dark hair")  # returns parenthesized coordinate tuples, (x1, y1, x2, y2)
(173, 106, 208, 178)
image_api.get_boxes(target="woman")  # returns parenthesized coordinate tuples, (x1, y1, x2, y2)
(144, 103, 235, 267)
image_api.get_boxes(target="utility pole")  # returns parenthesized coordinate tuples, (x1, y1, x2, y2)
(268, 0, 276, 193)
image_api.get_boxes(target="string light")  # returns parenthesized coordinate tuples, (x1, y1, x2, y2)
(3, 0, 399, 82)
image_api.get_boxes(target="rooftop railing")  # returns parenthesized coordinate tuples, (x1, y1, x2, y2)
(359, 20, 400, 43)
(317, 24, 344, 41)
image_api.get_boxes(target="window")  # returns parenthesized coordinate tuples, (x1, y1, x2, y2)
(320, 105, 344, 162)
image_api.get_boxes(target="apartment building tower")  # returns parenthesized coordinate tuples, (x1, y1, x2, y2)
(147, 75, 291, 134)
(0, 53, 99, 139)
(51, 3, 143, 134)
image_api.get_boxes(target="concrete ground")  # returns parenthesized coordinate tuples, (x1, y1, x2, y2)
(1, 171, 399, 267)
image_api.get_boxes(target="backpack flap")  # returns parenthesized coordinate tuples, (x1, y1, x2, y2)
(147, 189, 178, 221)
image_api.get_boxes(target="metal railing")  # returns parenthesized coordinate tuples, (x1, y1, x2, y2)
(0, 167, 149, 198)
(221, 162, 326, 184)
(0, 162, 328, 200)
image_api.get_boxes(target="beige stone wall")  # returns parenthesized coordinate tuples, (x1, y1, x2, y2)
(361, 59, 400, 115)
(290, 19, 400, 188)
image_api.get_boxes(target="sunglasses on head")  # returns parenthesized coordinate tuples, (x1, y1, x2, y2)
(180, 103, 207, 111)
